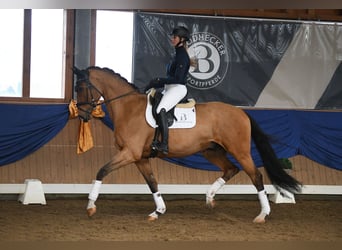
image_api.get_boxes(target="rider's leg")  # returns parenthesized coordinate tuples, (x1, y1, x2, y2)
(155, 84, 187, 154)
(155, 108, 168, 154)
(156, 84, 187, 113)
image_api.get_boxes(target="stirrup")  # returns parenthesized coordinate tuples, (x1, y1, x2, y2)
(154, 141, 168, 154)
(151, 140, 159, 150)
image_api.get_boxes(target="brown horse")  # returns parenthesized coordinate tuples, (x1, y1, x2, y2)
(73, 66, 301, 223)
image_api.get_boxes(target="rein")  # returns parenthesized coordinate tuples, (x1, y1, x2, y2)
(102, 90, 137, 105)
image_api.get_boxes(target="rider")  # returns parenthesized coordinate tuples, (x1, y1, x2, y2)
(146, 26, 191, 154)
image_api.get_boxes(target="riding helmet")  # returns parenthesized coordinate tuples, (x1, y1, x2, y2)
(170, 26, 190, 41)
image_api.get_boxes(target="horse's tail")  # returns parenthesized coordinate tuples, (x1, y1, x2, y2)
(247, 114, 302, 193)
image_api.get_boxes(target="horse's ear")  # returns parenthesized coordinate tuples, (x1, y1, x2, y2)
(72, 66, 82, 76)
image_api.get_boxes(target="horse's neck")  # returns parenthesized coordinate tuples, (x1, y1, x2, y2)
(102, 77, 133, 98)
(93, 72, 143, 123)
(104, 93, 146, 125)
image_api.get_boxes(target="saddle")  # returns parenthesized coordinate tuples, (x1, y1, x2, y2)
(148, 88, 196, 128)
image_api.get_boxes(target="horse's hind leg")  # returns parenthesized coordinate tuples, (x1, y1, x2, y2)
(233, 152, 270, 223)
(202, 144, 239, 208)
(136, 159, 166, 221)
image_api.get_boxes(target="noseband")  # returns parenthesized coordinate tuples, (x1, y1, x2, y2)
(75, 74, 103, 121)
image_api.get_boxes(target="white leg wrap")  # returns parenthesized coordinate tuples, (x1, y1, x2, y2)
(152, 191, 166, 214)
(88, 180, 102, 201)
(87, 199, 96, 210)
(206, 177, 226, 203)
(258, 189, 271, 215)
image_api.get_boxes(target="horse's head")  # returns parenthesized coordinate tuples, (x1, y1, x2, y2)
(73, 66, 103, 121)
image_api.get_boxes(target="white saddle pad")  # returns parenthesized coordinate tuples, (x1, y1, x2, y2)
(145, 95, 196, 129)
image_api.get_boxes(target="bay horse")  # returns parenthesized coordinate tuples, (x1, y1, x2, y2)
(73, 66, 301, 223)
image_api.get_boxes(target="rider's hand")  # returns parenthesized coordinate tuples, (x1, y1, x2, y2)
(149, 78, 161, 86)
(144, 78, 164, 93)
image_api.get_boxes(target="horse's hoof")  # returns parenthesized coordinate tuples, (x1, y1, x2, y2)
(253, 213, 268, 223)
(206, 199, 216, 209)
(147, 215, 158, 221)
(87, 207, 97, 218)
(148, 211, 159, 221)
(253, 217, 266, 223)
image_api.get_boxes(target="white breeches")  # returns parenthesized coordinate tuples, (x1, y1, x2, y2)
(156, 84, 187, 113)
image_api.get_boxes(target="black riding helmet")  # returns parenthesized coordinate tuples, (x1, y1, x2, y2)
(170, 26, 190, 41)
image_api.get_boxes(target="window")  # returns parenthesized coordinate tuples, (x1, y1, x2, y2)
(95, 10, 134, 82)
(30, 9, 65, 98)
(0, 9, 74, 102)
(0, 10, 24, 97)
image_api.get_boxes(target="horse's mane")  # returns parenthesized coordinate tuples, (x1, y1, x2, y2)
(85, 66, 140, 91)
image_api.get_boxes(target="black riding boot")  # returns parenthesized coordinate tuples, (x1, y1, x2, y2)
(156, 108, 169, 154)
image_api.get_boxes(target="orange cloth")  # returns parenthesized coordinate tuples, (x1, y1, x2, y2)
(68, 99, 78, 119)
(91, 102, 105, 118)
(77, 120, 94, 154)
(68, 99, 105, 154)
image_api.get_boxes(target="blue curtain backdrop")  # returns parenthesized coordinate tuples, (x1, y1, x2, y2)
(0, 104, 69, 166)
(166, 110, 342, 171)
(0, 103, 341, 171)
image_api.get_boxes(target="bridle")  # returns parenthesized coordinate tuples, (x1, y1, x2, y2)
(75, 71, 136, 121)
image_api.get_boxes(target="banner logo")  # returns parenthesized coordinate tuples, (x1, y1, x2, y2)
(187, 32, 229, 89)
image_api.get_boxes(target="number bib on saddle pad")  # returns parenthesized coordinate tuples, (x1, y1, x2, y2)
(145, 91, 196, 129)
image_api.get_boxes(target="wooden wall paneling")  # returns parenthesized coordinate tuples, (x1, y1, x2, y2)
(324, 163, 335, 185)
(2, 161, 11, 183)
(0, 163, 8, 183)
(68, 119, 82, 183)
(329, 166, 339, 185)
(158, 160, 171, 184)
(316, 160, 328, 184)
(23, 150, 33, 182)
(55, 133, 65, 183)
(308, 156, 317, 185)
(150, 158, 161, 184)
(89, 119, 108, 183)
(67, 120, 78, 183)
(1, 117, 342, 187)
(301, 155, 311, 184)
(332, 167, 342, 185)
(14, 156, 23, 182)
(36, 143, 45, 182)
(27, 150, 35, 180)
(183, 163, 194, 183)
(89, 120, 103, 183)
(303, 155, 314, 184)
(313, 161, 323, 184)
(292, 156, 306, 184)
(323, 162, 333, 184)
(3, 161, 11, 183)
(154, 159, 171, 184)
(10, 163, 17, 183)
(324, 163, 337, 185)
(291, 156, 302, 183)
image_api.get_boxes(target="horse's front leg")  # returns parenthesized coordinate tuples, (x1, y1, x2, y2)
(136, 159, 166, 221)
(87, 148, 135, 217)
